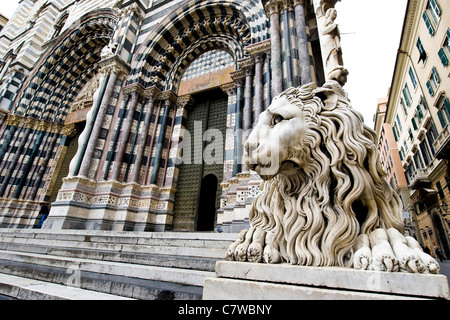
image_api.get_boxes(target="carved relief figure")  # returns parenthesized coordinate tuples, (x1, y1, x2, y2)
(321, 8, 348, 85)
(226, 81, 439, 274)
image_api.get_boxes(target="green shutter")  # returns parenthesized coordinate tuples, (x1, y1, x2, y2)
(430, 0, 441, 16)
(426, 80, 434, 96)
(438, 110, 446, 128)
(412, 118, 418, 130)
(422, 11, 435, 36)
(438, 48, 449, 67)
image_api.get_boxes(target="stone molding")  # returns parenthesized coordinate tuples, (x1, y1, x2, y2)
(5, 114, 77, 136)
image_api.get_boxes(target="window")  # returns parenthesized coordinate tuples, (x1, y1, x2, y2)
(417, 37, 427, 63)
(436, 95, 450, 128)
(426, 129, 436, 155)
(426, 67, 440, 96)
(397, 114, 403, 132)
(422, 11, 435, 36)
(401, 98, 408, 117)
(422, 0, 441, 35)
(409, 67, 418, 89)
(408, 128, 414, 141)
(428, 0, 441, 25)
(436, 181, 445, 199)
(403, 83, 412, 106)
(393, 123, 399, 142)
(420, 140, 431, 167)
(438, 28, 450, 67)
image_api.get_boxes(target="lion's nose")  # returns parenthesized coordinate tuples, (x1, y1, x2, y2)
(245, 140, 259, 155)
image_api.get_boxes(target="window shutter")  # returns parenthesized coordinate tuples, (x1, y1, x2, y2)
(438, 110, 446, 128)
(444, 98, 450, 116)
(422, 11, 435, 36)
(438, 48, 449, 67)
(426, 80, 434, 96)
(429, 0, 441, 16)
(412, 118, 418, 130)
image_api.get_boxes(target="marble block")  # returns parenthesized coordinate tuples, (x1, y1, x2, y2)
(203, 261, 450, 300)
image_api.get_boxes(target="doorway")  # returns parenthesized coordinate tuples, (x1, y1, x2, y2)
(172, 89, 228, 231)
(197, 174, 219, 231)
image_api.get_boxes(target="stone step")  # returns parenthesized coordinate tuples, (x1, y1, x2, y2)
(0, 250, 214, 300)
(0, 229, 237, 248)
(0, 273, 135, 300)
(0, 229, 238, 299)
(0, 229, 237, 272)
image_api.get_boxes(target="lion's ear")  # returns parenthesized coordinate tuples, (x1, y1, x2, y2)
(315, 88, 338, 110)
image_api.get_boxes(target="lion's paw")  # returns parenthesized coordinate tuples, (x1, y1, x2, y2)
(369, 229, 399, 272)
(361, 228, 440, 274)
(387, 229, 425, 273)
(353, 234, 372, 270)
(235, 242, 250, 262)
(247, 242, 263, 263)
(263, 245, 282, 264)
(405, 236, 440, 274)
(226, 229, 247, 261)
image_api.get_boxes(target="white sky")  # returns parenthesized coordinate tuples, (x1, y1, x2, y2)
(1, 0, 407, 128)
(1, 0, 19, 18)
(336, 0, 408, 127)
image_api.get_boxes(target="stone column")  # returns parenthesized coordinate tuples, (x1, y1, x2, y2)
(130, 87, 160, 184)
(245, 39, 272, 113)
(265, 0, 283, 97)
(231, 71, 245, 177)
(293, 0, 313, 85)
(110, 86, 141, 181)
(243, 64, 254, 173)
(78, 62, 122, 178)
(253, 53, 264, 124)
(150, 90, 176, 186)
(281, 0, 294, 88)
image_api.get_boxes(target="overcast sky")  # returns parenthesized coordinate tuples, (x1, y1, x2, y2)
(1, 0, 407, 127)
(336, 0, 408, 127)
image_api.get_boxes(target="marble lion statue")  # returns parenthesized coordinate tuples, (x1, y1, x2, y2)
(226, 81, 440, 274)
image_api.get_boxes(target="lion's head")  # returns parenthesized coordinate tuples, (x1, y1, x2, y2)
(244, 81, 404, 267)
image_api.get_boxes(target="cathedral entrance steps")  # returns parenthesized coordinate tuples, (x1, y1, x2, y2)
(0, 229, 238, 300)
(0, 273, 135, 300)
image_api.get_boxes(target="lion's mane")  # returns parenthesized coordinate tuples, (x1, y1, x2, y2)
(248, 82, 404, 267)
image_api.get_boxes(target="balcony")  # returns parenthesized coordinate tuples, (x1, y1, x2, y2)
(433, 125, 450, 160)
(409, 168, 431, 190)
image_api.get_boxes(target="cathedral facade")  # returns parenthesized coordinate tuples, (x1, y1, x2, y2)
(0, 0, 339, 232)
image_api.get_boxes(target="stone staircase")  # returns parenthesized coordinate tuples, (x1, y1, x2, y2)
(0, 229, 237, 300)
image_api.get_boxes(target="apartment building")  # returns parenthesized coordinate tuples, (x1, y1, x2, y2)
(385, 0, 450, 258)
(375, 94, 416, 237)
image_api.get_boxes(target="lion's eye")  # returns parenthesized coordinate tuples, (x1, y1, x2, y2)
(272, 115, 284, 126)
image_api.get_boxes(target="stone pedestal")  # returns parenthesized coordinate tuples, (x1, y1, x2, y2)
(203, 261, 449, 300)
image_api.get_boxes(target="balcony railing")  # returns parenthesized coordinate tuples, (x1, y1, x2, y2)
(433, 125, 450, 159)
(408, 168, 431, 190)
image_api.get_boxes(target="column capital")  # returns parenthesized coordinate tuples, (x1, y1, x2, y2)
(280, 0, 294, 12)
(244, 39, 271, 57)
(122, 82, 146, 97)
(264, 0, 280, 16)
(99, 55, 130, 78)
(176, 95, 195, 110)
(292, 0, 306, 7)
(220, 82, 237, 96)
(143, 86, 162, 100)
(237, 57, 255, 71)
(161, 90, 178, 107)
(230, 69, 245, 86)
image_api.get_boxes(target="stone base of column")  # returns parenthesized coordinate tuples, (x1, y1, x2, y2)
(45, 176, 174, 232)
(203, 261, 450, 300)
